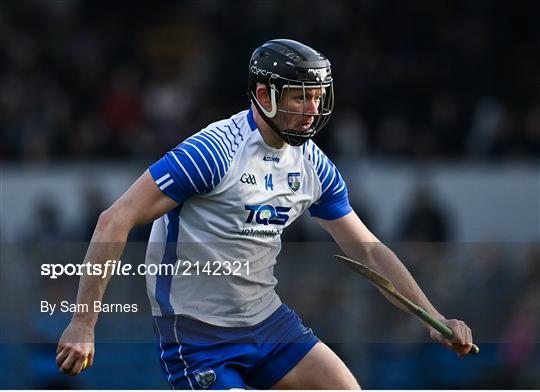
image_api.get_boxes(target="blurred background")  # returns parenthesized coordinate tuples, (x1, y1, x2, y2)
(0, 0, 539, 389)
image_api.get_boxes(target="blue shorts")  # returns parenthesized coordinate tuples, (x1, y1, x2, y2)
(152, 304, 319, 389)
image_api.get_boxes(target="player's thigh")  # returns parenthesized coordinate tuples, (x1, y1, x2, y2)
(271, 342, 360, 389)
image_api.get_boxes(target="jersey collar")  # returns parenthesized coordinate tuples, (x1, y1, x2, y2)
(247, 108, 257, 132)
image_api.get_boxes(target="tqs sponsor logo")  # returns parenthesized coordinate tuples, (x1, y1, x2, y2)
(244, 204, 291, 225)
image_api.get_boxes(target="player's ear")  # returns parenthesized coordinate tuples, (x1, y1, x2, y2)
(255, 84, 272, 111)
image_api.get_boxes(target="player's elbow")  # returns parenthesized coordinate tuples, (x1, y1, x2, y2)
(364, 242, 397, 270)
(95, 208, 132, 238)
(97, 207, 118, 226)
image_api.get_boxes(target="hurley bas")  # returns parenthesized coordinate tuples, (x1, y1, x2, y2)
(41, 300, 138, 315)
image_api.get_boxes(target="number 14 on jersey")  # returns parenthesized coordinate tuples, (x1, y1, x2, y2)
(264, 173, 274, 191)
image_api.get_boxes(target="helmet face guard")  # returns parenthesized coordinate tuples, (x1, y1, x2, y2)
(247, 39, 335, 146)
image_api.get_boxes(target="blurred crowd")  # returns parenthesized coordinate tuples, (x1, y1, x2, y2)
(1, 0, 539, 163)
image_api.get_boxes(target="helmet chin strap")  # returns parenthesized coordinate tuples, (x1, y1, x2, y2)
(248, 89, 313, 147)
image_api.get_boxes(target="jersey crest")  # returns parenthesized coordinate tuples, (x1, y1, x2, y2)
(194, 368, 216, 388)
(287, 172, 301, 192)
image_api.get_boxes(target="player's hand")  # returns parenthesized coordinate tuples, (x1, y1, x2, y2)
(429, 318, 474, 357)
(56, 320, 95, 375)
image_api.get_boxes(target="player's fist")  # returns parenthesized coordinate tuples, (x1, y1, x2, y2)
(429, 318, 474, 357)
(56, 320, 95, 375)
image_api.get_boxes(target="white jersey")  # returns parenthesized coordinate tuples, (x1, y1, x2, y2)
(146, 109, 352, 326)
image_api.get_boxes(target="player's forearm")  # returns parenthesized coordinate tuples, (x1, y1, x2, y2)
(320, 213, 445, 321)
(72, 211, 131, 327)
(363, 244, 444, 320)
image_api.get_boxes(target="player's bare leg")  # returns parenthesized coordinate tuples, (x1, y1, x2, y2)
(271, 342, 360, 389)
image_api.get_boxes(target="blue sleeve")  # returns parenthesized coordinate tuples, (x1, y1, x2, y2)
(307, 145, 353, 220)
(149, 132, 229, 204)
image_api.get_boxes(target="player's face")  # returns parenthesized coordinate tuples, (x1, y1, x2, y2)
(277, 87, 324, 132)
